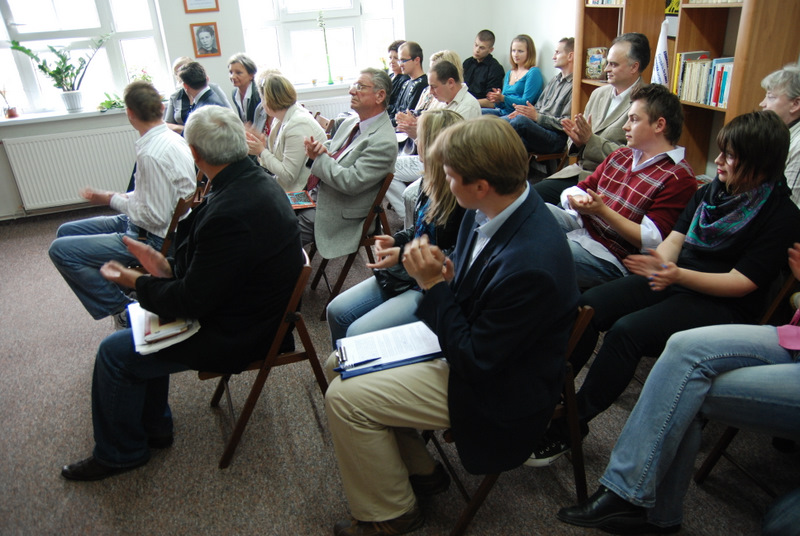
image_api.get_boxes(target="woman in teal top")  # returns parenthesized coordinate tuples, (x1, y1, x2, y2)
(482, 34, 543, 117)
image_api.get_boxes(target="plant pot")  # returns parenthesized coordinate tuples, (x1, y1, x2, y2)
(61, 90, 83, 113)
(4, 107, 18, 119)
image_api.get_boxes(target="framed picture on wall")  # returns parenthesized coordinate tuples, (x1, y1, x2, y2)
(184, 0, 219, 13)
(191, 23, 221, 58)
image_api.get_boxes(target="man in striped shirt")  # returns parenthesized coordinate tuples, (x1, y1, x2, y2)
(49, 81, 196, 328)
(544, 84, 696, 290)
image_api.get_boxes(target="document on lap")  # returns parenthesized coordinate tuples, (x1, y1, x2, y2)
(335, 321, 443, 379)
(128, 302, 200, 355)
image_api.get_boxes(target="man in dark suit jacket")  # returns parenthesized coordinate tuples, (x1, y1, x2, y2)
(325, 117, 579, 536)
(60, 106, 303, 481)
(170, 61, 227, 135)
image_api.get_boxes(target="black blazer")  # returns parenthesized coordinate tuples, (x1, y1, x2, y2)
(231, 80, 262, 124)
(417, 189, 580, 475)
(136, 157, 302, 373)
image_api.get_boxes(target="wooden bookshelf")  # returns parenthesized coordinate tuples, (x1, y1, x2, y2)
(674, 0, 800, 172)
(572, 0, 665, 118)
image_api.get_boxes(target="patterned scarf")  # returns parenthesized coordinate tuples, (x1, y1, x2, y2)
(414, 197, 437, 243)
(685, 178, 773, 250)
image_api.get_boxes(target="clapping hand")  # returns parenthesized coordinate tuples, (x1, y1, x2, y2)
(624, 249, 679, 291)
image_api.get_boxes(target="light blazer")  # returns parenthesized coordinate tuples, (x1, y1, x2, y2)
(416, 189, 580, 475)
(548, 77, 643, 182)
(310, 111, 397, 259)
(256, 103, 327, 192)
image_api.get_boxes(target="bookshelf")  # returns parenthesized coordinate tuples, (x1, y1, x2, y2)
(674, 0, 800, 172)
(572, 0, 665, 118)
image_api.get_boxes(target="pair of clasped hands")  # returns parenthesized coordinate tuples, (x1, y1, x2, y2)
(368, 234, 453, 291)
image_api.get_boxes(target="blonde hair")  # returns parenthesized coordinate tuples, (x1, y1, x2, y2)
(429, 50, 463, 80)
(418, 109, 464, 226)
(510, 34, 537, 69)
(257, 70, 296, 111)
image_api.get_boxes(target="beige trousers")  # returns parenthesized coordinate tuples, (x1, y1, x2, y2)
(324, 352, 451, 521)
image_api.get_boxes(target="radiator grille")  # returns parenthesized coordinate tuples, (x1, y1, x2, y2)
(299, 95, 353, 120)
(3, 126, 138, 211)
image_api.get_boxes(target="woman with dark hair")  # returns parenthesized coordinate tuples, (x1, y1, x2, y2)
(529, 110, 800, 466)
(227, 53, 260, 124)
(481, 34, 543, 116)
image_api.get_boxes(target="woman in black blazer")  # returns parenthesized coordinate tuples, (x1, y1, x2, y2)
(228, 53, 261, 124)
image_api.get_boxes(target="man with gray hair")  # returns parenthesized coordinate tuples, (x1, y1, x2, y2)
(301, 67, 397, 260)
(760, 63, 800, 205)
(60, 106, 303, 481)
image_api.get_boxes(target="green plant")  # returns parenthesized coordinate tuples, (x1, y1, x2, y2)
(97, 92, 124, 111)
(9, 34, 111, 92)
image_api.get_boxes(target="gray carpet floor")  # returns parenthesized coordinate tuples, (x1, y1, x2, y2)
(1, 206, 797, 535)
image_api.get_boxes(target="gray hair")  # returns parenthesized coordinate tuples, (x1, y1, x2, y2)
(762, 63, 800, 100)
(184, 106, 248, 165)
(362, 67, 391, 109)
(227, 53, 257, 76)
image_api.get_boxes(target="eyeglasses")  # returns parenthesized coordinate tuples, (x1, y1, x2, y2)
(350, 82, 374, 92)
(398, 58, 413, 63)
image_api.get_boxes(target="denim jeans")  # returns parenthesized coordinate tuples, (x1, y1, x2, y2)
(599, 325, 800, 527)
(326, 277, 423, 348)
(506, 115, 568, 154)
(48, 214, 164, 319)
(91, 330, 189, 467)
(546, 204, 624, 288)
(763, 487, 800, 536)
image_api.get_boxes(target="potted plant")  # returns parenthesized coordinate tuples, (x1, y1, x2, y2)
(9, 34, 111, 113)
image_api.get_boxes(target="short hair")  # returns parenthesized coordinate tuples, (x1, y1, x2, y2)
(257, 70, 296, 111)
(362, 67, 392, 109)
(559, 37, 575, 54)
(630, 84, 683, 145)
(184, 106, 248, 166)
(418, 109, 464, 226)
(227, 53, 257, 76)
(178, 61, 208, 91)
(761, 63, 800, 100)
(429, 50, 463, 80)
(716, 110, 789, 195)
(388, 40, 406, 53)
(432, 116, 528, 195)
(430, 60, 460, 85)
(124, 81, 163, 123)
(400, 41, 423, 64)
(611, 32, 650, 73)
(476, 30, 496, 47)
(510, 34, 537, 69)
(197, 25, 214, 36)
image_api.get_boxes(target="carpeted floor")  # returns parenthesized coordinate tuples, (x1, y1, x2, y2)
(1, 207, 797, 536)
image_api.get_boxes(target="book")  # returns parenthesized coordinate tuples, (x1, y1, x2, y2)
(675, 51, 710, 100)
(128, 302, 201, 355)
(708, 58, 734, 107)
(335, 321, 443, 379)
(286, 190, 316, 210)
(144, 312, 193, 343)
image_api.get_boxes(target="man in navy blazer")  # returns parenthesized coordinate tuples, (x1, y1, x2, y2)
(60, 106, 303, 482)
(325, 117, 580, 536)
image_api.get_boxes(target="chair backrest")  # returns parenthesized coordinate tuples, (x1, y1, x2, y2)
(566, 305, 594, 360)
(160, 170, 207, 256)
(261, 248, 312, 362)
(314, 112, 335, 138)
(360, 172, 394, 240)
(759, 271, 798, 325)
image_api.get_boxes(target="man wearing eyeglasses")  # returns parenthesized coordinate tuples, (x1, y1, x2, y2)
(301, 68, 397, 260)
(388, 41, 428, 125)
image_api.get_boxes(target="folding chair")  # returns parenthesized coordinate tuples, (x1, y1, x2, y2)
(424, 306, 594, 536)
(528, 147, 569, 182)
(158, 170, 207, 256)
(313, 111, 336, 139)
(309, 172, 393, 320)
(197, 249, 328, 468)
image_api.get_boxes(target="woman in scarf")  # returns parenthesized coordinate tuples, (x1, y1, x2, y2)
(529, 110, 800, 466)
(326, 109, 466, 347)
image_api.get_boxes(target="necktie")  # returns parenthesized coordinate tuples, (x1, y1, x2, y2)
(305, 122, 360, 191)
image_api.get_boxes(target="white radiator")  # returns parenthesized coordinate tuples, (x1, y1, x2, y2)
(3, 126, 138, 211)
(299, 95, 354, 119)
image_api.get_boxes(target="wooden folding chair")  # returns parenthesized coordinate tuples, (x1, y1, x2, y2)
(158, 170, 207, 256)
(313, 111, 336, 139)
(309, 172, 393, 320)
(425, 306, 593, 536)
(197, 249, 328, 468)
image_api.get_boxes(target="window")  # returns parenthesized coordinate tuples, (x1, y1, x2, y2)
(0, 0, 169, 113)
(238, 0, 404, 85)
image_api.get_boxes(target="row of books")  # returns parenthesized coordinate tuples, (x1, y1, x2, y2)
(686, 0, 741, 4)
(585, 0, 623, 4)
(672, 51, 734, 108)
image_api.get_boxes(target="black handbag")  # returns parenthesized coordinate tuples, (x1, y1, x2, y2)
(372, 263, 415, 298)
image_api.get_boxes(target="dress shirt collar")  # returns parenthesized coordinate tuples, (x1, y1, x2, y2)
(469, 183, 530, 266)
(630, 146, 686, 172)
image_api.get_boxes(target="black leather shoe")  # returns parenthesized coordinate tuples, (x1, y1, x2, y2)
(61, 456, 147, 481)
(557, 486, 679, 535)
(147, 434, 174, 449)
(409, 462, 450, 496)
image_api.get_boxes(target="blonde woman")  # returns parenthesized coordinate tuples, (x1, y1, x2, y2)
(245, 71, 326, 192)
(327, 109, 466, 346)
(482, 34, 543, 115)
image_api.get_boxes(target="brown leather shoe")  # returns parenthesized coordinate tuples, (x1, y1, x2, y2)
(333, 506, 424, 536)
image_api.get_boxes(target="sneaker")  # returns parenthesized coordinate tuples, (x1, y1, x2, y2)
(333, 506, 424, 536)
(409, 462, 450, 497)
(111, 310, 129, 331)
(525, 435, 570, 467)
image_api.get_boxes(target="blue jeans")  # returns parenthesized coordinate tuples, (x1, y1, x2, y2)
(506, 115, 568, 154)
(599, 325, 800, 527)
(49, 214, 164, 319)
(326, 277, 423, 348)
(91, 330, 189, 467)
(546, 203, 624, 288)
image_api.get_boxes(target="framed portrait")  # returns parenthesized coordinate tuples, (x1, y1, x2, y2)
(183, 0, 219, 13)
(191, 22, 221, 58)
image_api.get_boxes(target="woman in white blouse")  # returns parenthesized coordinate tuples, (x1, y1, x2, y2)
(245, 71, 326, 192)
